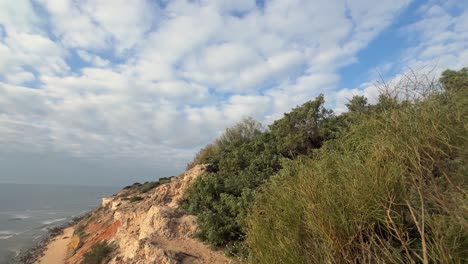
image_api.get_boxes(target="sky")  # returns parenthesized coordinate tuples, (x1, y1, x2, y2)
(0, 0, 466, 186)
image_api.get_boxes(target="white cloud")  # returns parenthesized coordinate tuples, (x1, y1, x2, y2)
(80, 0, 158, 53)
(333, 1, 467, 113)
(5, 71, 35, 84)
(0, 0, 466, 184)
(399, 3, 468, 71)
(0, 0, 41, 34)
(0, 31, 67, 84)
(37, 0, 109, 49)
(77, 50, 110, 67)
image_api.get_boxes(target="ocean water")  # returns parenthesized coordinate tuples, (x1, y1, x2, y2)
(0, 184, 118, 263)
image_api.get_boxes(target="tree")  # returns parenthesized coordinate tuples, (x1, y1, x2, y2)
(345, 95, 368, 113)
(440, 67, 468, 93)
(216, 117, 264, 149)
(186, 117, 264, 169)
(269, 94, 333, 157)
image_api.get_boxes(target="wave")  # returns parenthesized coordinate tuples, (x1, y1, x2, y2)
(41, 218, 67, 225)
(0, 230, 17, 235)
(0, 230, 17, 240)
(7, 214, 32, 221)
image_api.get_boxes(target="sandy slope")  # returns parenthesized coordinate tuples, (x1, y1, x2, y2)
(36, 227, 74, 264)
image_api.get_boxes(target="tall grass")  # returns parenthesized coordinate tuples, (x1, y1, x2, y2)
(247, 76, 467, 263)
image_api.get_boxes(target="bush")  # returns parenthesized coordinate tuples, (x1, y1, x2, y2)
(183, 96, 338, 249)
(186, 117, 264, 170)
(139, 182, 159, 193)
(83, 241, 113, 264)
(158, 177, 171, 184)
(246, 71, 468, 263)
(129, 196, 143, 203)
(138, 177, 173, 193)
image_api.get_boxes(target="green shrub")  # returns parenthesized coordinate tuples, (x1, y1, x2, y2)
(183, 96, 339, 248)
(134, 177, 174, 194)
(129, 196, 143, 203)
(246, 70, 468, 263)
(158, 177, 171, 184)
(139, 182, 159, 193)
(83, 241, 113, 264)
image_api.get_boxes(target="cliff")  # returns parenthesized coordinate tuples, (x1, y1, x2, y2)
(65, 165, 230, 264)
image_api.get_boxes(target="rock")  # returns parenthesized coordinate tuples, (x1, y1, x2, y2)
(66, 165, 230, 264)
(102, 197, 113, 207)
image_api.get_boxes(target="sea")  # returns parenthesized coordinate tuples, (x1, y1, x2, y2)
(0, 184, 118, 264)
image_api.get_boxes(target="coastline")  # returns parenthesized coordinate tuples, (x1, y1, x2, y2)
(14, 215, 86, 264)
(36, 226, 75, 264)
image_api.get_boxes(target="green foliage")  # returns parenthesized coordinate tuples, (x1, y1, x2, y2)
(217, 117, 265, 148)
(345, 95, 368, 113)
(83, 241, 113, 264)
(186, 143, 219, 170)
(157, 176, 172, 184)
(183, 95, 338, 249)
(187, 117, 264, 170)
(269, 94, 335, 157)
(122, 177, 174, 194)
(246, 70, 468, 263)
(129, 196, 143, 202)
(440, 67, 468, 92)
(139, 181, 159, 193)
(184, 68, 467, 262)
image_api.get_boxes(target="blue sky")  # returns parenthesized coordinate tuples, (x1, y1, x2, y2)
(0, 0, 466, 186)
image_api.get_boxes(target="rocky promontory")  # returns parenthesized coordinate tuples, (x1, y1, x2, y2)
(63, 165, 230, 264)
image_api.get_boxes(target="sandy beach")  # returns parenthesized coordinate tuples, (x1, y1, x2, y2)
(36, 227, 74, 264)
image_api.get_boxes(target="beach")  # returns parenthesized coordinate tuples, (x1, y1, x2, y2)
(0, 184, 117, 263)
(36, 227, 74, 264)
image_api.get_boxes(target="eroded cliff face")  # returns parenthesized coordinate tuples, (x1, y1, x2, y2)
(66, 165, 230, 264)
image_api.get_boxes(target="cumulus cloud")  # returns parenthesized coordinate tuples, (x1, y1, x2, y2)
(333, 1, 467, 114)
(399, 3, 468, 70)
(0, 0, 466, 185)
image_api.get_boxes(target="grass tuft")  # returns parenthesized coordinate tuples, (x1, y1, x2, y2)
(246, 72, 468, 263)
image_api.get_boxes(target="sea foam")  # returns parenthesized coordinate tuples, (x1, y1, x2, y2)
(41, 218, 67, 225)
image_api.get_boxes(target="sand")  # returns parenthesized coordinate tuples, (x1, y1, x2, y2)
(36, 227, 74, 264)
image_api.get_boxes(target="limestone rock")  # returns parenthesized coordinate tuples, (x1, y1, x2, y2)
(66, 165, 230, 264)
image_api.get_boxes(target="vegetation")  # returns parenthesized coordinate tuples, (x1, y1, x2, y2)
(247, 69, 467, 263)
(129, 196, 144, 202)
(139, 182, 160, 193)
(83, 241, 113, 264)
(182, 68, 467, 262)
(183, 96, 341, 250)
(121, 177, 174, 195)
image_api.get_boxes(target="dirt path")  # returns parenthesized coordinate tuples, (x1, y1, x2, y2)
(36, 227, 74, 264)
(153, 236, 231, 264)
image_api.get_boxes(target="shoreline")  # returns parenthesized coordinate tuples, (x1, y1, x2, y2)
(14, 214, 87, 264)
(36, 226, 75, 264)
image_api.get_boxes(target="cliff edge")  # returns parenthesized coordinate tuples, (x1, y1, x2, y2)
(66, 165, 230, 264)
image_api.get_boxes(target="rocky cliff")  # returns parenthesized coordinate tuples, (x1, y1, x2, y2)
(65, 165, 230, 264)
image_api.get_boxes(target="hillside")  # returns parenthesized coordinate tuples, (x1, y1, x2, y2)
(64, 165, 230, 264)
(183, 68, 467, 263)
(52, 68, 466, 264)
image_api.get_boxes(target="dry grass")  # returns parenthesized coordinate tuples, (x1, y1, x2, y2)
(247, 74, 467, 264)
